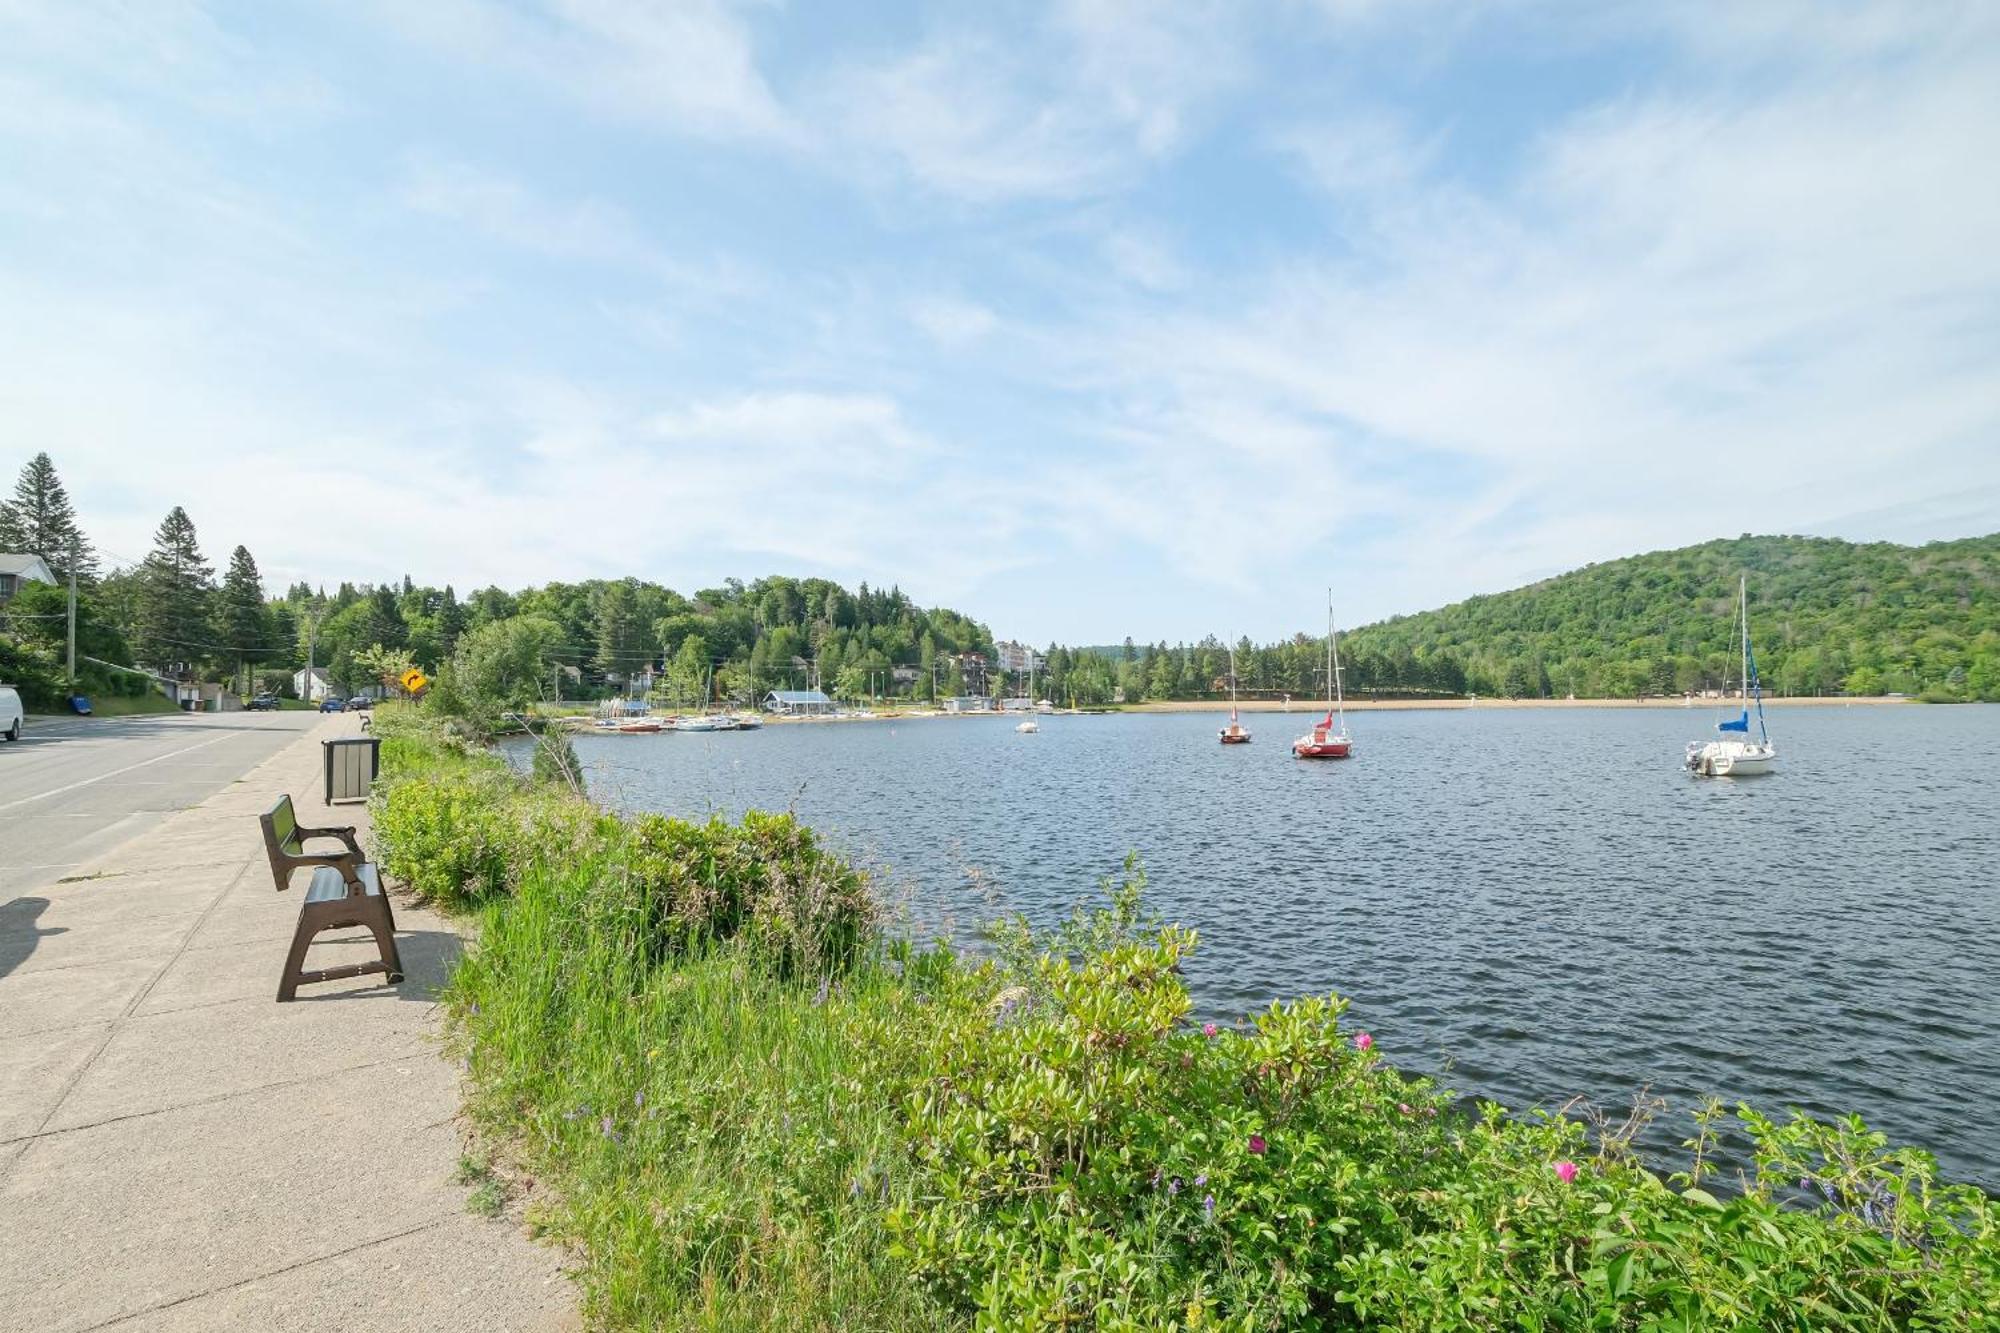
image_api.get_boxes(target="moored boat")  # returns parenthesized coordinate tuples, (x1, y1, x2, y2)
(1219, 644, 1252, 744)
(1686, 575, 1777, 777)
(1293, 592, 1353, 760)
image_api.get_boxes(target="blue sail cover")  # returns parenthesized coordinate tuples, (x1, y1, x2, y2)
(1718, 712, 1750, 733)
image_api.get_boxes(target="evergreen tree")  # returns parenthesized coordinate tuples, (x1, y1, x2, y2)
(215, 545, 271, 685)
(134, 506, 214, 672)
(0, 452, 98, 581)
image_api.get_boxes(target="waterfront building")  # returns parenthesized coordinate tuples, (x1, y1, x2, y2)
(765, 689, 835, 716)
(942, 695, 994, 713)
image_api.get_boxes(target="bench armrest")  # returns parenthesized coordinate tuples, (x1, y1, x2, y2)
(275, 850, 367, 892)
(297, 825, 364, 857)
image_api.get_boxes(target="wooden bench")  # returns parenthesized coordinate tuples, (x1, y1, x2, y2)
(258, 794, 403, 1002)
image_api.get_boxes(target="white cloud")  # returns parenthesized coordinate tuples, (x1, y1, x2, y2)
(820, 5, 1246, 201)
(367, 0, 796, 143)
(908, 296, 998, 346)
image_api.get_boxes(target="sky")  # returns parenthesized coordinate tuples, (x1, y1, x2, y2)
(3, 1, 1997, 645)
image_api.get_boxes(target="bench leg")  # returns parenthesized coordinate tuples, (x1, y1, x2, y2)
(365, 901, 404, 984)
(276, 908, 320, 1003)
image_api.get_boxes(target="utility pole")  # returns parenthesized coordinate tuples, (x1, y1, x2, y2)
(305, 614, 316, 703)
(65, 539, 78, 693)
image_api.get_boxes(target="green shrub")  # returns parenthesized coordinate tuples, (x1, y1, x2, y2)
(867, 888, 2000, 1330)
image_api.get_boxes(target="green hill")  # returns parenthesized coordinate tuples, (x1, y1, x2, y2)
(1351, 532, 1999, 700)
(1069, 534, 2000, 703)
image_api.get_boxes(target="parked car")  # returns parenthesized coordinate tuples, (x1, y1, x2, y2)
(1, 684, 23, 741)
(319, 696, 346, 713)
(345, 696, 373, 711)
(246, 694, 279, 711)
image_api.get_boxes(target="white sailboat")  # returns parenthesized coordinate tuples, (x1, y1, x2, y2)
(1219, 643, 1251, 743)
(1685, 575, 1776, 777)
(1016, 657, 1039, 732)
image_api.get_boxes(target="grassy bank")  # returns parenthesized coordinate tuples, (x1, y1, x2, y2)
(369, 711, 1998, 1330)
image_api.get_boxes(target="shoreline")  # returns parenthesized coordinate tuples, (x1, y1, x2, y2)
(551, 694, 1926, 729)
(1117, 694, 1921, 713)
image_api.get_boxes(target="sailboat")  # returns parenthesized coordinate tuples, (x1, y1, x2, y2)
(1293, 593, 1353, 759)
(1685, 575, 1776, 777)
(1016, 658, 1040, 732)
(1219, 644, 1251, 744)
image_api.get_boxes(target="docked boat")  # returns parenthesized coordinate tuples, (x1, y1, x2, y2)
(1686, 575, 1776, 777)
(674, 714, 727, 733)
(616, 718, 664, 733)
(1293, 593, 1353, 759)
(1219, 644, 1251, 744)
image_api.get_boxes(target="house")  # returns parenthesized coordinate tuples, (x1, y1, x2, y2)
(0, 552, 56, 604)
(293, 667, 333, 702)
(765, 689, 835, 716)
(890, 665, 920, 687)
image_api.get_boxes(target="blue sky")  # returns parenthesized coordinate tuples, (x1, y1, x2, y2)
(4, 2, 1997, 644)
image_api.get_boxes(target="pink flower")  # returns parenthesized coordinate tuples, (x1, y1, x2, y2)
(1248, 1134, 1267, 1156)
(1398, 1103, 1412, 1116)
(1354, 1032, 1373, 1051)
(1554, 1161, 1578, 1185)
(1202, 1022, 1218, 1038)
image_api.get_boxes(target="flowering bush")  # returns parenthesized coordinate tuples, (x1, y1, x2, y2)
(866, 880, 1999, 1329)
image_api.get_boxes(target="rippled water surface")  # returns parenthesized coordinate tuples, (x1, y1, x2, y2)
(525, 705, 2000, 1187)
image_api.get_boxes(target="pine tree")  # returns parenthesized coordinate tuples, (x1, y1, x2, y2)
(134, 506, 214, 673)
(216, 545, 270, 684)
(0, 452, 98, 581)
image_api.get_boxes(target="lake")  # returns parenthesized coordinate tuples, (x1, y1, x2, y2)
(514, 704, 2000, 1189)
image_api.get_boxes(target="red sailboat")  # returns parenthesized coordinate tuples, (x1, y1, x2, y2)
(1219, 644, 1251, 744)
(1293, 592, 1352, 759)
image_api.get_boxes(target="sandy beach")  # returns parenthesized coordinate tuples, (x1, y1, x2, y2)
(1120, 695, 1916, 713)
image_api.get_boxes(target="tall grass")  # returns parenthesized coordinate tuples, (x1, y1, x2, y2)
(448, 840, 944, 1329)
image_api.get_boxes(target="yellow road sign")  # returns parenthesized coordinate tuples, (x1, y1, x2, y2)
(400, 668, 431, 694)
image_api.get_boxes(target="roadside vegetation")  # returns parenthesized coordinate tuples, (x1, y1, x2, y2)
(369, 701, 1998, 1330)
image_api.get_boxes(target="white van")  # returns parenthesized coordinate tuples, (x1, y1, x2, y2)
(0, 684, 22, 741)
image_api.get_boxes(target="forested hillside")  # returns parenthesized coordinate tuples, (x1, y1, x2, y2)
(8, 444, 1994, 709)
(1079, 534, 2000, 704)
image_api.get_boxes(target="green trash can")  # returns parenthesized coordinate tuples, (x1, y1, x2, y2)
(323, 736, 381, 805)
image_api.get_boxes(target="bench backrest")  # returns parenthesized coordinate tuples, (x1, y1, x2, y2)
(260, 794, 306, 889)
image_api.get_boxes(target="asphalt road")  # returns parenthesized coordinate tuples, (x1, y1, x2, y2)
(0, 710, 329, 899)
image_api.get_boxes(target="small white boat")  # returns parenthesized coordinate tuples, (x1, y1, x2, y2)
(1686, 575, 1777, 777)
(731, 713, 763, 730)
(1016, 718, 1039, 733)
(675, 715, 727, 733)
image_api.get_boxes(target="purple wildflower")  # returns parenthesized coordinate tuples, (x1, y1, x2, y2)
(1248, 1134, 1267, 1156)
(1203, 1193, 1216, 1220)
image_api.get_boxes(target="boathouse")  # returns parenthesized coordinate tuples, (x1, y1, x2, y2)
(764, 689, 835, 716)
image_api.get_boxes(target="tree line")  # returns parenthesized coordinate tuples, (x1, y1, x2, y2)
(5, 453, 1995, 710)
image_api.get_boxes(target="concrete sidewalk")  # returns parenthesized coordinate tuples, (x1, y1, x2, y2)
(0, 716, 577, 1332)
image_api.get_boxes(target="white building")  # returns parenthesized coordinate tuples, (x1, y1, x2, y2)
(993, 640, 1044, 677)
(0, 552, 56, 604)
(293, 667, 333, 702)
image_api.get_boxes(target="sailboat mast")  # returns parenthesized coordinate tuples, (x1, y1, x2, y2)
(1739, 575, 1749, 709)
(1327, 589, 1346, 729)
